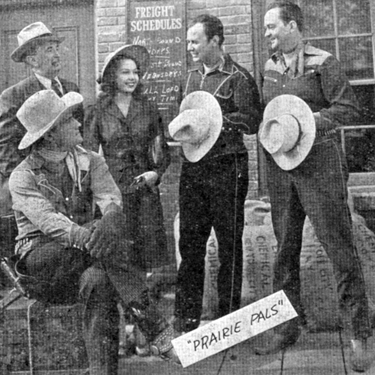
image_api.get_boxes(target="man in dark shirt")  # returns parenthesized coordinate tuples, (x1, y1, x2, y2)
(173, 14, 261, 333)
(255, 2, 373, 372)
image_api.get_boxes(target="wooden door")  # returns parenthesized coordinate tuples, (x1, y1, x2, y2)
(0, 0, 96, 105)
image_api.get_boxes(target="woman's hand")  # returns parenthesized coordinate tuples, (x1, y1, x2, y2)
(134, 171, 159, 187)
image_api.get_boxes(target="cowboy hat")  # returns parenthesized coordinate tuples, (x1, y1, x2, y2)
(17, 90, 83, 150)
(259, 94, 316, 170)
(98, 44, 150, 84)
(168, 91, 222, 162)
(11, 22, 65, 63)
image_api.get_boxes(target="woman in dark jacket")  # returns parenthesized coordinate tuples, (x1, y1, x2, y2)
(83, 44, 171, 276)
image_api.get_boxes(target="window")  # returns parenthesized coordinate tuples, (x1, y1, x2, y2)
(298, 0, 375, 174)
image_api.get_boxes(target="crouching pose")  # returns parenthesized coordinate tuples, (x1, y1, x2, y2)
(8, 89, 179, 374)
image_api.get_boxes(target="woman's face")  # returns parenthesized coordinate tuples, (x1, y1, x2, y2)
(115, 58, 140, 95)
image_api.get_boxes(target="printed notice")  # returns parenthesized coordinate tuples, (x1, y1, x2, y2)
(128, 0, 186, 127)
(172, 290, 298, 367)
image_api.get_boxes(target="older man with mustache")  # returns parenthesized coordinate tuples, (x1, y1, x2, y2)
(0, 22, 83, 263)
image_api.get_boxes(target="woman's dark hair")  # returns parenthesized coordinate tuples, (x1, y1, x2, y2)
(188, 14, 225, 47)
(267, 1, 304, 32)
(100, 55, 144, 98)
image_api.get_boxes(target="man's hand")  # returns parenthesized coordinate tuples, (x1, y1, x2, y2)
(134, 171, 159, 187)
(86, 210, 127, 259)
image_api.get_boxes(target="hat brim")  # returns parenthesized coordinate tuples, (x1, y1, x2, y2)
(11, 34, 65, 63)
(18, 92, 83, 150)
(170, 91, 223, 162)
(98, 45, 150, 84)
(260, 95, 316, 170)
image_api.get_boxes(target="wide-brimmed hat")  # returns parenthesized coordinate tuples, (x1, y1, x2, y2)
(168, 91, 222, 162)
(98, 44, 150, 84)
(11, 22, 65, 63)
(259, 95, 316, 170)
(17, 90, 83, 150)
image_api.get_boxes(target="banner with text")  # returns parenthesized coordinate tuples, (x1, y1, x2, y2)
(172, 290, 298, 367)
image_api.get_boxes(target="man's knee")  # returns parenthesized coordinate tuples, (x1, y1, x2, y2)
(79, 265, 116, 302)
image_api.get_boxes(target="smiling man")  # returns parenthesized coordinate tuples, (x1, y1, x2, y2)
(255, 2, 374, 372)
(173, 14, 261, 334)
(0, 22, 83, 246)
(9, 89, 180, 374)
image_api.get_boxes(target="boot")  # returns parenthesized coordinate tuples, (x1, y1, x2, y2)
(128, 298, 181, 364)
(254, 321, 300, 355)
(173, 316, 200, 333)
(350, 338, 374, 373)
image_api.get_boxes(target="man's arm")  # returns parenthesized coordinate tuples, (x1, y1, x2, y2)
(88, 151, 123, 215)
(9, 168, 88, 248)
(315, 55, 361, 130)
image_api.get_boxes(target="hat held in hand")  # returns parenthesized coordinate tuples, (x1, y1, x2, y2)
(168, 91, 222, 162)
(259, 94, 316, 170)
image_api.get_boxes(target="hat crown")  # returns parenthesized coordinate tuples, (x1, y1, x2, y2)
(262, 114, 300, 155)
(168, 91, 223, 162)
(17, 22, 52, 47)
(260, 94, 316, 171)
(169, 109, 211, 145)
(17, 90, 67, 134)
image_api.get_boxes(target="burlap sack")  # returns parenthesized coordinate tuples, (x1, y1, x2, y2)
(241, 200, 276, 307)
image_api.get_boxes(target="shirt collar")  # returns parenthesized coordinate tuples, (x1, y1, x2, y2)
(34, 73, 62, 91)
(190, 53, 233, 75)
(271, 42, 319, 63)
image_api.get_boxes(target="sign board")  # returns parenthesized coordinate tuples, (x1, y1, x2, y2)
(172, 290, 298, 368)
(128, 0, 186, 131)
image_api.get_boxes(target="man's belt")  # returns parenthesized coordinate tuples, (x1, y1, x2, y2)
(316, 129, 336, 138)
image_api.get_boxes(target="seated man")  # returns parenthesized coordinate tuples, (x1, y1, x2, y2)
(8, 89, 179, 374)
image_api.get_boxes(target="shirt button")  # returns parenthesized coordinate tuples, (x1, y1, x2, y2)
(70, 215, 73, 219)
(65, 197, 69, 201)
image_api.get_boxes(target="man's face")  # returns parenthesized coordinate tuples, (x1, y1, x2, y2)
(264, 8, 293, 52)
(28, 41, 61, 78)
(49, 115, 82, 151)
(187, 22, 218, 65)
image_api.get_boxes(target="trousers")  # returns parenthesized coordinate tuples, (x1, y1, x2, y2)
(175, 152, 249, 322)
(265, 137, 371, 339)
(19, 237, 146, 375)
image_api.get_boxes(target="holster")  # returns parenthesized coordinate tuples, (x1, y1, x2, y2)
(0, 255, 51, 302)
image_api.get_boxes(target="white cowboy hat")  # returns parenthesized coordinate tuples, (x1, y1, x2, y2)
(11, 22, 65, 62)
(259, 94, 316, 170)
(168, 91, 222, 162)
(98, 44, 150, 84)
(17, 90, 83, 150)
